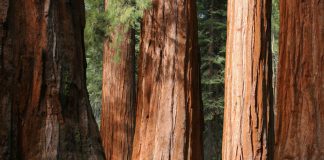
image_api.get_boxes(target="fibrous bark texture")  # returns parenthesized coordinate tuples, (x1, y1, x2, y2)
(222, 0, 273, 159)
(131, 0, 203, 159)
(100, 1, 136, 159)
(274, 0, 324, 159)
(0, 0, 105, 159)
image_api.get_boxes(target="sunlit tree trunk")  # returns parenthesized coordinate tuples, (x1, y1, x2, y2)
(100, 0, 136, 159)
(0, 0, 105, 159)
(274, 0, 324, 159)
(131, 0, 203, 159)
(222, 0, 274, 159)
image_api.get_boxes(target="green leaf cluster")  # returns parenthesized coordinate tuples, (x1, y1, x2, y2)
(198, 0, 226, 124)
(85, 0, 105, 124)
(84, 0, 150, 125)
(198, 0, 227, 159)
(105, 0, 151, 32)
(105, 0, 151, 57)
(272, 0, 279, 55)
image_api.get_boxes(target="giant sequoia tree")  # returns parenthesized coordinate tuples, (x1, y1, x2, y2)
(222, 0, 273, 159)
(0, 0, 104, 159)
(100, 0, 136, 159)
(131, 0, 203, 159)
(274, 0, 324, 159)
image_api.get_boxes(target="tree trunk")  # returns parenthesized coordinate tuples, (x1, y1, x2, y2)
(0, 0, 105, 159)
(100, 1, 136, 159)
(131, 0, 203, 159)
(274, 0, 324, 159)
(204, 118, 221, 160)
(222, 0, 273, 159)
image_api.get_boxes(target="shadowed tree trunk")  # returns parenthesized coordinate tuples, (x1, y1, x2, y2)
(204, 118, 220, 160)
(131, 0, 203, 159)
(0, 0, 105, 159)
(222, 0, 274, 159)
(274, 0, 324, 159)
(100, 0, 136, 159)
(0, 1, 11, 158)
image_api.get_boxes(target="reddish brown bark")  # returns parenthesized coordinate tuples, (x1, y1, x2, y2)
(222, 0, 273, 159)
(0, 0, 105, 159)
(100, 1, 136, 160)
(131, 0, 203, 159)
(0, 1, 11, 158)
(274, 0, 324, 159)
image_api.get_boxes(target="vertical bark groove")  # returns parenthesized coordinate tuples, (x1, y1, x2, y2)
(100, 1, 136, 159)
(0, 1, 105, 159)
(132, 0, 203, 159)
(0, 0, 10, 159)
(274, 0, 324, 159)
(222, 0, 273, 159)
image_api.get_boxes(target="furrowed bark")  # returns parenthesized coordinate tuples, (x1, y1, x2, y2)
(0, 0, 105, 159)
(100, 1, 136, 159)
(274, 0, 324, 159)
(131, 0, 204, 159)
(0, 0, 11, 158)
(222, 0, 274, 159)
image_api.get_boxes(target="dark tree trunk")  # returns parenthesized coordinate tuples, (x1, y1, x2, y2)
(222, 0, 274, 159)
(100, 1, 136, 160)
(0, 0, 105, 159)
(131, 0, 203, 159)
(204, 118, 221, 160)
(274, 0, 324, 159)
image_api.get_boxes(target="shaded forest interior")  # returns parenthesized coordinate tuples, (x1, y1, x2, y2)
(1, 0, 322, 159)
(85, 0, 279, 159)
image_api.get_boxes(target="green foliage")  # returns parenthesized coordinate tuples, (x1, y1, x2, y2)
(85, 0, 105, 124)
(85, 0, 106, 50)
(272, 0, 279, 103)
(198, 0, 226, 126)
(198, 0, 227, 159)
(84, 0, 150, 125)
(105, 0, 150, 32)
(272, 0, 279, 54)
(105, 0, 151, 58)
(84, 0, 280, 159)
